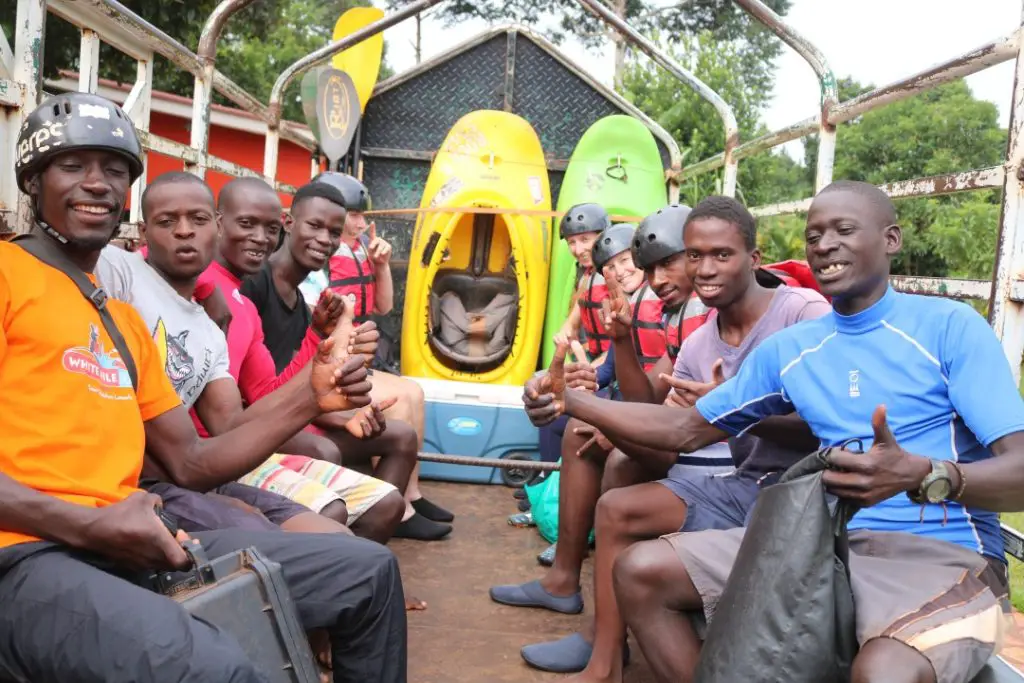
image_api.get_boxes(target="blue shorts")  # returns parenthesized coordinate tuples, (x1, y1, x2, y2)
(658, 469, 778, 533)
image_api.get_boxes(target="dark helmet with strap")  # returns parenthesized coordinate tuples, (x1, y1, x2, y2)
(559, 202, 610, 239)
(15, 92, 144, 194)
(591, 223, 639, 272)
(631, 204, 692, 270)
(310, 172, 372, 212)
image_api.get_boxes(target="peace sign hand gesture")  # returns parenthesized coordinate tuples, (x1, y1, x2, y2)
(366, 222, 392, 267)
(601, 274, 633, 341)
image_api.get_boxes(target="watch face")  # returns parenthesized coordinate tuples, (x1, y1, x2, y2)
(926, 478, 952, 503)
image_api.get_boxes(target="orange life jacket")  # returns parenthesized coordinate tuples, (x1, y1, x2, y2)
(577, 268, 610, 358)
(629, 283, 666, 371)
(328, 237, 376, 321)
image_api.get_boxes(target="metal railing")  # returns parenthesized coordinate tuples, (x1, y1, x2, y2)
(4, 0, 1024, 379)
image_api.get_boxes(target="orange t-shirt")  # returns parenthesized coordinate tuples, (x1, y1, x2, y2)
(0, 242, 182, 549)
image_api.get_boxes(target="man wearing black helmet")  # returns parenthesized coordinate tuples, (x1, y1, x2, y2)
(0, 93, 407, 683)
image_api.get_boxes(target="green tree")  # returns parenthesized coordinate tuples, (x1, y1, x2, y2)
(806, 78, 1006, 278)
(391, 0, 789, 87)
(1, 0, 387, 122)
(622, 31, 810, 209)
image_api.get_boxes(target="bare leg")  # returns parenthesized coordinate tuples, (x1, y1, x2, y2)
(322, 420, 416, 494)
(570, 484, 688, 683)
(540, 418, 609, 596)
(279, 506, 351, 534)
(613, 538, 704, 683)
(347, 490, 404, 544)
(851, 638, 935, 683)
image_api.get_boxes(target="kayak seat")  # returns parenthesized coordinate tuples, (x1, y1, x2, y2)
(428, 270, 519, 372)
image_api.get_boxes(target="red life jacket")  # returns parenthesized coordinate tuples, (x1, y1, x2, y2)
(327, 237, 376, 321)
(664, 293, 711, 364)
(760, 260, 830, 301)
(577, 268, 610, 358)
(629, 283, 666, 371)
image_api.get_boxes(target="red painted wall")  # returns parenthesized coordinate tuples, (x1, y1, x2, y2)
(144, 110, 317, 208)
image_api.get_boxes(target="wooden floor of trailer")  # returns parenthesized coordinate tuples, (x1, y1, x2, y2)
(390, 481, 1024, 683)
(390, 480, 657, 683)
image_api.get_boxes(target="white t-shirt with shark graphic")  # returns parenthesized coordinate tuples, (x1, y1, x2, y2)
(95, 246, 232, 409)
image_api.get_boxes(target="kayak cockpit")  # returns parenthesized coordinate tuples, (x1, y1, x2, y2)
(428, 212, 519, 373)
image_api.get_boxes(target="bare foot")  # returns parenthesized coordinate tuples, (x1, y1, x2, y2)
(405, 596, 428, 611)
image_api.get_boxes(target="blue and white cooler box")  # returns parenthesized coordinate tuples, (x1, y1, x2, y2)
(409, 377, 541, 484)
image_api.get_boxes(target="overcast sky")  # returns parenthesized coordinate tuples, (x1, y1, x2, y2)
(378, 0, 1021, 160)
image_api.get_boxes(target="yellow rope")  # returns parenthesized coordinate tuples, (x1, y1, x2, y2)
(364, 205, 645, 223)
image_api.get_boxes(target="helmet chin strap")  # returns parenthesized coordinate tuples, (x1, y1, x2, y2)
(30, 184, 122, 249)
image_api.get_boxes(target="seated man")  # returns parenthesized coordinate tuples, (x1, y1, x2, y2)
(0, 91, 406, 683)
(298, 172, 454, 530)
(557, 180, 1022, 683)
(235, 175, 450, 540)
(188, 178, 428, 538)
(521, 197, 830, 679)
(491, 204, 713, 616)
(96, 171, 405, 543)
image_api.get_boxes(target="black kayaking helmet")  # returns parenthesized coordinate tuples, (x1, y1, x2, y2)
(591, 223, 639, 272)
(311, 172, 372, 212)
(15, 92, 144, 194)
(631, 204, 692, 270)
(559, 202, 610, 239)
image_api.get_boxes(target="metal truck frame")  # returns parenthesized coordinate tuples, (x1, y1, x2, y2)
(4, 0, 1024, 623)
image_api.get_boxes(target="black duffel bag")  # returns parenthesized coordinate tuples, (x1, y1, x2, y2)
(694, 443, 862, 683)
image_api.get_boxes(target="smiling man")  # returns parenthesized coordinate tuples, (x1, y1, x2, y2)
(542, 180, 1024, 683)
(0, 91, 406, 683)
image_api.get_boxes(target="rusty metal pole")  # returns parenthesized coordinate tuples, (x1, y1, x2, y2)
(263, 0, 446, 184)
(989, 9, 1024, 384)
(574, 0, 739, 197)
(4, 0, 46, 235)
(732, 0, 838, 193)
(189, 0, 259, 179)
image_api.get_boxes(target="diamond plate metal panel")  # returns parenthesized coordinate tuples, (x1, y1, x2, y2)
(359, 29, 673, 366)
(361, 37, 508, 153)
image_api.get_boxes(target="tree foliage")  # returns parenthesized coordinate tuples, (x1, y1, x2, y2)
(803, 79, 1006, 278)
(389, 0, 789, 86)
(622, 32, 810, 210)
(1, 0, 388, 122)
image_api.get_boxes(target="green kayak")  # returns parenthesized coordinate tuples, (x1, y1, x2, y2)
(540, 114, 668, 367)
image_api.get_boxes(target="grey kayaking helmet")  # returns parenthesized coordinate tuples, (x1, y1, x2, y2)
(559, 202, 610, 239)
(311, 172, 371, 212)
(15, 92, 144, 194)
(631, 204, 692, 270)
(591, 223, 639, 272)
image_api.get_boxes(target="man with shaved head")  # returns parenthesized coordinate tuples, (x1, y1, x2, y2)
(533, 180, 1024, 683)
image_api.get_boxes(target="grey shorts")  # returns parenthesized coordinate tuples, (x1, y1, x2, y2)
(144, 481, 309, 532)
(658, 469, 775, 533)
(664, 527, 1012, 683)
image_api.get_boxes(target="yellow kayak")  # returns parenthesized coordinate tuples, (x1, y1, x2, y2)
(400, 110, 552, 386)
(331, 7, 385, 112)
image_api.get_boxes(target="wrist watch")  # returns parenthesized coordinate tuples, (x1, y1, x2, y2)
(907, 459, 954, 504)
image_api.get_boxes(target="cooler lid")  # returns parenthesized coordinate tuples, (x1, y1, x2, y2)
(406, 377, 528, 408)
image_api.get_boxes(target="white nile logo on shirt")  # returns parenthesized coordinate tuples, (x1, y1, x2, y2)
(849, 370, 861, 398)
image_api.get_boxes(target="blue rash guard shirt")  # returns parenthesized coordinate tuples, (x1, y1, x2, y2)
(695, 286, 1024, 562)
